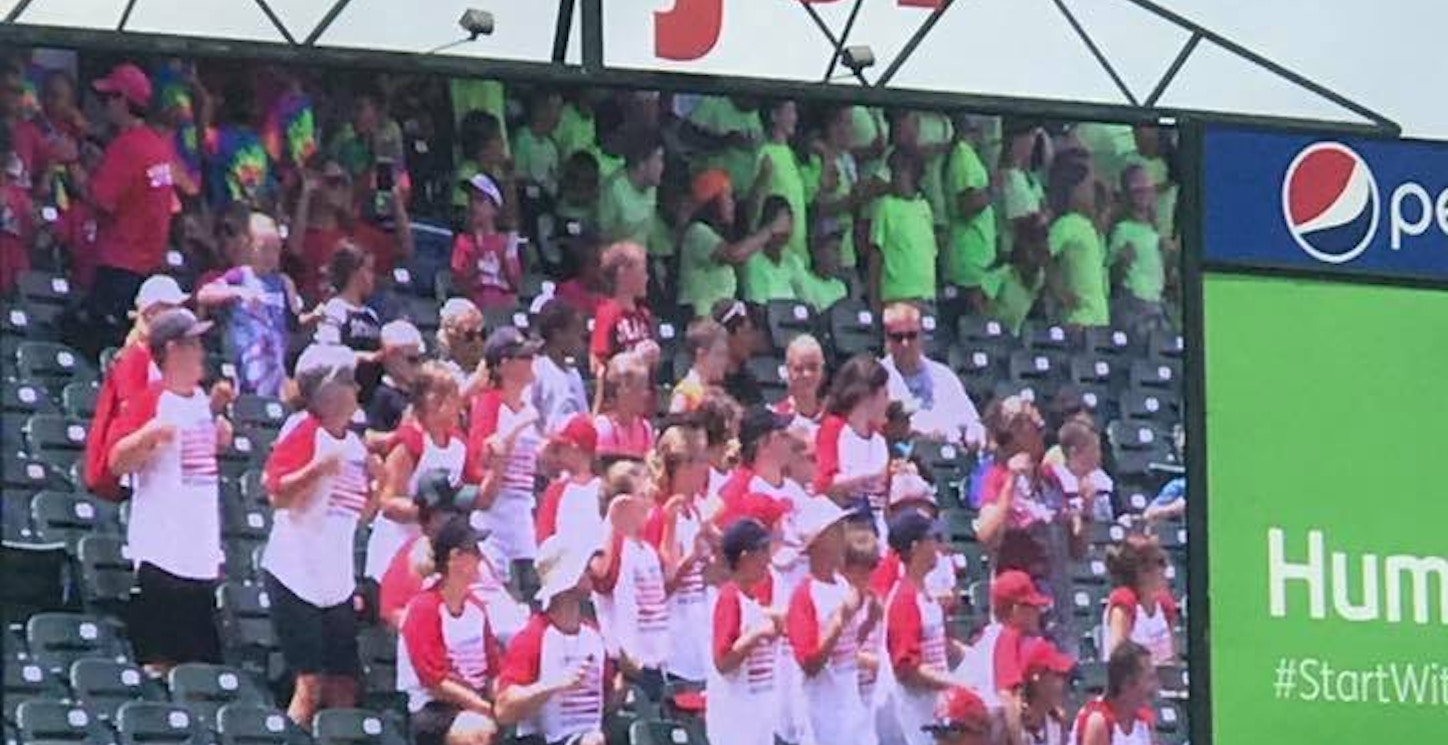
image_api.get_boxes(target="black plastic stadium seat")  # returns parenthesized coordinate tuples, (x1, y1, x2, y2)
(764, 300, 817, 353)
(2, 380, 61, 419)
(220, 497, 272, 544)
(356, 627, 400, 716)
(1127, 359, 1181, 391)
(630, 719, 702, 745)
(1118, 387, 1178, 423)
(216, 705, 299, 745)
(70, 659, 161, 723)
(1068, 355, 1119, 389)
(168, 664, 267, 732)
(16, 700, 113, 745)
(216, 583, 279, 679)
(76, 536, 135, 613)
(25, 613, 131, 675)
(230, 397, 288, 431)
(826, 300, 879, 359)
(1024, 320, 1074, 352)
(310, 710, 406, 745)
(1007, 350, 1067, 394)
(32, 491, 121, 552)
(25, 415, 90, 470)
(3, 657, 67, 722)
(1082, 327, 1136, 357)
(1147, 329, 1184, 360)
(743, 356, 787, 404)
(62, 383, 100, 421)
(117, 701, 209, 745)
(17, 341, 96, 389)
(16, 271, 76, 324)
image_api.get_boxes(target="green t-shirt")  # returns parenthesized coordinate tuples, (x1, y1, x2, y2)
(553, 104, 596, 162)
(917, 112, 954, 227)
(794, 266, 848, 312)
(1108, 218, 1165, 303)
(594, 147, 625, 183)
(678, 222, 737, 315)
(598, 172, 657, 248)
(756, 143, 808, 265)
(1074, 122, 1137, 188)
(1048, 213, 1110, 327)
(802, 152, 859, 268)
(998, 166, 1045, 258)
(871, 194, 938, 303)
(513, 127, 560, 198)
(742, 251, 801, 304)
(943, 140, 998, 288)
(982, 265, 1043, 336)
(1125, 153, 1179, 241)
(851, 106, 890, 181)
(689, 97, 764, 194)
(450, 79, 508, 154)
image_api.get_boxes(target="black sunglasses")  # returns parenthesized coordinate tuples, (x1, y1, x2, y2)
(404, 354, 423, 365)
(460, 329, 485, 342)
(887, 330, 921, 343)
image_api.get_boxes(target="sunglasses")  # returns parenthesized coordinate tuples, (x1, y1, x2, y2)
(460, 329, 485, 342)
(404, 354, 423, 365)
(887, 330, 921, 343)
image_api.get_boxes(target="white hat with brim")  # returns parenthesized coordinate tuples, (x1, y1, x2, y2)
(133, 275, 189, 314)
(534, 535, 599, 608)
(795, 497, 849, 550)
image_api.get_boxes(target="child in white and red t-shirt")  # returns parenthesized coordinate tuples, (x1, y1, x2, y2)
(1102, 535, 1179, 666)
(496, 536, 611, 745)
(398, 516, 505, 745)
(840, 527, 886, 745)
(106, 309, 231, 674)
(452, 173, 522, 310)
(815, 355, 892, 532)
(885, 512, 966, 745)
(641, 425, 715, 685)
(534, 414, 604, 549)
(954, 570, 1050, 730)
(591, 462, 670, 699)
(708, 518, 783, 745)
(261, 343, 373, 726)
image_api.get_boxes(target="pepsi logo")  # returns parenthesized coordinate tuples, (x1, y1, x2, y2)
(1281, 142, 1381, 264)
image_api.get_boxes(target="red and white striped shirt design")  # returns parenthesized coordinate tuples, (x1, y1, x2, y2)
(179, 420, 219, 485)
(327, 457, 369, 518)
(500, 615, 609, 742)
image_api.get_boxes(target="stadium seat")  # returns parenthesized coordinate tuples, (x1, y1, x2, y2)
(117, 701, 208, 745)
(1158, 665, 1189, 698)
(5, 722, 17, 745)
(912, 440, 971, 493)
(310, 709, 406, 745)
(3, 455, 72, 493)
(17, 341, 96, 389)
(16, 271, 76, 323)
(482, 305, 529, 336)
(956, 315, 1013, 348)
(356, 627, 397, 707)
(25, 416, 89, 470)
(939, 508, 977, 544)
(3, 380, 61, 419)
(169, 664, 267, 731)
(1068, 355, 1118, 389)
(629, 719, 701, 745)
(216, 583, 278, 679)
(1081, 327, 1136, 357)
(1069, 585, 1108, 620)
(1087, 520, 1129, 548)
(31, 491, 121, 551)
(1070, 553, 1110, 587)
(1118, 388, 1178, 424)
(25, 613, 131, 675)
(230, 397, 288, 431)
(826, 300, 879, 359)
(1007, 350, 1067, 394)
(2, 304, 44, 339)
(221, 496, 272, 544)
(764, 300, 817, 353)
(16, 700, 113, 745)
(61, 383, 100, 420)
(70, 659, 161, 722)
(1023, 321, 1074, 352)
(1147, 329, 1184, 360)
(947, 345, 1003, 406)
(743, 356, 787, 404)
(1127, 359, 1180, 391)
(1074, 661, 1108, 696)
(4, 492, 38, 543)
(216, 705, 297, 745)
(238, 472, 268, 507)
(3, 657, 66, 722)
(77, 535, 135, 611)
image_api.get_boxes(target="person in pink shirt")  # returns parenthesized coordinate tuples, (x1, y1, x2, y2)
(79, 63, 179, 351)
(593, 353, 656, 461)
(452, 173, 522, 310)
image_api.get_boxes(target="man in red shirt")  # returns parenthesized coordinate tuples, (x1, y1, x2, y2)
(287, 159, 413, 304)
(80, 63, 178, 351)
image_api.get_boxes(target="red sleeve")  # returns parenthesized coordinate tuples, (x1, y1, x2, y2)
(401, 592, 450, 688)
(712, 583, 743, 667)
(262, 416, 320, 495)
(389, 421, 426, 462)
(105, 384, 164, 475)
(590, 301, 620, 360)
(717, 468, 752, 506)
(993, 624, 1025, 691)
(535, 480, 567, 543)
(379, 536, 424, 626)
(813, 415, 845, 494)
(464, 392, 503, 484)
(786, 580, 822, 668)
(89, 138, 131, 213)
(980, 465, 1010, 506)
(886, 580, 924, 677)
(641, 505, 667, 549)
(593, 532, 626, 594)
(869, 552, 901, 599)
(450, 235, 473, 279)
(1107, 587, 1140, 618)
(498, 614, 549, 689)
(1158, 591, 1180, 627)
(87, 345, 152, 495)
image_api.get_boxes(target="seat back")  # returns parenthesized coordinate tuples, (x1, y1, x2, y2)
(70, 659, 155, 722)
(216, 705, 292, 745)
(17, 700, 108, 745)
(117, 701, 204, 745)
(3, 658, 66, 722)
(25, 613, 128, 675)
(311, 709, 405, 745)
(168, 664, 265, 731)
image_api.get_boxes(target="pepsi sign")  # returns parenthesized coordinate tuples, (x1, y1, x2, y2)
(1204, 127, 1448, 281)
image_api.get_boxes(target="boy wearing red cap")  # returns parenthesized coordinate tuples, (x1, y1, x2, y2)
(82, 63, 179, 350)
(534, 414, 603, 548)
(955, 570, 1051, 727)
(925, 687, 992, 745)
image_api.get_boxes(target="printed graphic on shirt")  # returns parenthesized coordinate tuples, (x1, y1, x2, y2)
(328, 457, 369, 517)
(179, 421, 219, 485)
(442, 605, 495, 689)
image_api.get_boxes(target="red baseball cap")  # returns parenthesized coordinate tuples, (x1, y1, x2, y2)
(928, 686, 990, 735)
(1021, 638, 1075, 678)
(713, 491, 789, 532)
(93, 63, 153, 110)
(549, 414, 598, 454)
(991, 570, 1052, 609)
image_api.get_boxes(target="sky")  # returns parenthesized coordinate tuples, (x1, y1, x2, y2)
(4, 0, 1444, 139)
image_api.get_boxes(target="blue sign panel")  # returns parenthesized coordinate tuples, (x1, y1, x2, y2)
(1204, 127, 1448, 281)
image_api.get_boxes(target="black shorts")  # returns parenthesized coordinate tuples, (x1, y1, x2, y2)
(263, 572, 359, 676)
(130, 562, 221, 666)
(411, 702, 460, 745)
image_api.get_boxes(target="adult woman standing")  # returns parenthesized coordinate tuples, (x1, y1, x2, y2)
(466, 327, 546, 590)
(261, 344, 373, 726)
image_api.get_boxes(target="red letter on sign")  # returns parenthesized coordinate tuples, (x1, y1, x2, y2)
(655, 0, 724, 61)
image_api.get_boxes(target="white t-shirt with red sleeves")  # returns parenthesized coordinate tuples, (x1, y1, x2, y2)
(1101, 587, 1178, 665)
(644, 501, 711, 683)
(261, 415, 370, 607)
(365, 422, 467, 580)
(954, 621, 1028, 711)
(1068, 699, 1153, 745)
(467, 392, 544, 562)
(593, 536, 669, 669)
(535, 476, 605, 553)
(398, 589, 504, 713)
(111, 383, 222, 580)
(499, 614, 608, 742)
(815, 415, 889, 516)
(787, 574, 871, 745)
(708, 580, 781, 745)
(886, 577, 950, 745)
